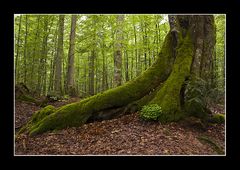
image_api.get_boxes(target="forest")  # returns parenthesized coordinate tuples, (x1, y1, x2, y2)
(15, 14, 225, 155)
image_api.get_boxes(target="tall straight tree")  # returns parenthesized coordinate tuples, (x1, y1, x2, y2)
(54, 15, 65, 96)
(88, 16, 97, 96)
(36, 16, 49, 96)
(89, 51, 95, 95)
(48, 23, 58, 93)
(23, 15, 28, 84)
(66, 15, 77, 96)
(100, 20, 108, 91)
(30, 16, 41, 89)
(114, 15, 124, 87)
(15, 15, 22, 83)
(132, 18, 139, 76)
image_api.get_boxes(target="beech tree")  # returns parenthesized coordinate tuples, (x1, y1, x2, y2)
(114, 15, 124, 87)
(66, 15, 77, 96)
(18, 15, 217, 136)
(54, 15, 65, 96)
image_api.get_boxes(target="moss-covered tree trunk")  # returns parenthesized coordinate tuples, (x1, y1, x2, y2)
(19, 15, 216, 136)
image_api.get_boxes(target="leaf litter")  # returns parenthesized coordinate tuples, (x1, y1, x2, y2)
(15, 99, 225, 155)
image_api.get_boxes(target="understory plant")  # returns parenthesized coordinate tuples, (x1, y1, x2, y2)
(140, 104, 162, 121)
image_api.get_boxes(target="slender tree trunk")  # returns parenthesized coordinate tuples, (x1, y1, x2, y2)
(211, 46, 217, 88)
(30, 16, 41, 89)
(138, 50, 142, 74)
(95, 56, 98, 94)
(54, 15, 65, 97)
(102, 44, 107, 91)
(88, 16, 98, 96)
(84, 63, 87, 96)
(15, 15, 22, 84)
(89, 51, 95, 95)
(125, 49, 129, 82)
(114, 15, 124, 87)
(133, 24, 139, 76)
(23, 15, 28, 84)
(155, 17, 160, 57)
(42, 58, 47, 96)
(100, 23, 107, 91)
(66, 15, 77, 96)
(36, 16, 50, 96)
(48, 56, 54, 92)
(131, 50, 134, 80)
(141, 20, 148, 70)
(48, 24, 58, 93)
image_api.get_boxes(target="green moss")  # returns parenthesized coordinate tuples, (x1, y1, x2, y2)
(17, 105, 56, 135)
(210, 114, 225, 124)
(23, 32, 178, 136)
(28, 102, 93, 136)
(184, 99, 209, 120)
(31, 105, 56, 123)
(150, 32, 194, 123)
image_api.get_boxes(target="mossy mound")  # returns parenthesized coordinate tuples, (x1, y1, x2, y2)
(209, 114, 225, 124)
(31, 105, 56, 123)
(17, 105, 56, 135)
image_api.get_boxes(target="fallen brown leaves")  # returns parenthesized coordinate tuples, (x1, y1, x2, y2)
(15, 100, 225, 155)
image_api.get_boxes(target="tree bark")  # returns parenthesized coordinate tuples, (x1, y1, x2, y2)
(125, 49, 129, 82)
(54, 15, 65, 96)
(66, 15, 77, 96)
(48, 24, 58, 93)
(114, 15, 124, 87)
(30, 16, 41, 89)
(100, 22, 108, 91)
(36, 16, 49, 96)
(21, 15, 216, 136)
(89, 51, 95, 96)
(15, 15, 22, 84)
(23, 15, 28, 85)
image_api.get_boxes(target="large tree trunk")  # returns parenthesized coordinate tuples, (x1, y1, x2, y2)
(20, 15, 216, 136)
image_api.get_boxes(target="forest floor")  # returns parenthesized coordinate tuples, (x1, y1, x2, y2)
(15, 98, 225, 155)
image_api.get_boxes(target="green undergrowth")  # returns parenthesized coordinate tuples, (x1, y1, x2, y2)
(209, 114, 225, 124)
(140, 104, 162, 121)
